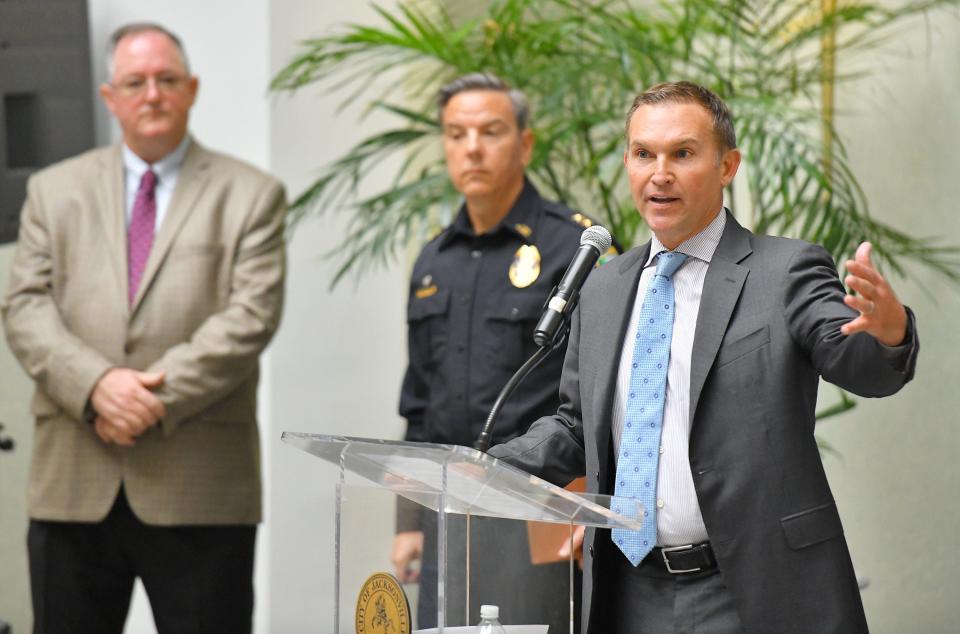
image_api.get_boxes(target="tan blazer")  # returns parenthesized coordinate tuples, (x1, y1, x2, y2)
(1, 140, 285, 526)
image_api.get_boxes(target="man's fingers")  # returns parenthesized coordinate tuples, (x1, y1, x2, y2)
(843, 294, 875, 316)
(854, 241, 873, 267)
(94, 419, 113, 444)
(91, 368, 165, 427)
(131, 386, 166, 421)
(845, 260, 884, 288)
(844, 274, 878, 300)
(840, 315, 868, 336)
(109, 413, 143, 438)
(95, 418, 135, 446)
(136, 370, 166, 388)
(559, 525, 585, 558)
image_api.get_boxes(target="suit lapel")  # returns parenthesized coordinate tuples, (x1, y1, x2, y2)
(131, 141, 211, 312)
(688, 213, 753, 423)
(96, 146, 129, 318)
(593, 245, 649, 491)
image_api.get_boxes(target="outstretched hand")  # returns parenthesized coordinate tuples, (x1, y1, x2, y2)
(840, 242, 907, 346)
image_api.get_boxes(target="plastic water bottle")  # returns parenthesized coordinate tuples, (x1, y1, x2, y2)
(476, 604, 507, 634)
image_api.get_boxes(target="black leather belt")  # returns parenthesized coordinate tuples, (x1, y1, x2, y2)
(644, 542, 717, 574)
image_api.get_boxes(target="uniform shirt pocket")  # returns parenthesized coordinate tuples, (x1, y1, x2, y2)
(407, 289, 451, 369)
(483, 292, 545, 369)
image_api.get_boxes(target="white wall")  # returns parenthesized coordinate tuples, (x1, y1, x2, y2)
(266, 1, 408, 631)
(0, 244, 34, 634)
(821, 12, 960, 633)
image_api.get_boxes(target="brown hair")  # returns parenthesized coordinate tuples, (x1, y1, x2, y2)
(625, 81, 736, 152)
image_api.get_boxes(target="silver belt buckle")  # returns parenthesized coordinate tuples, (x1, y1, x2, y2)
(661, 544, 701, 574)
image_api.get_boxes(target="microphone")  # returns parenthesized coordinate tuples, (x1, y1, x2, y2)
(533, 225, 612, 347)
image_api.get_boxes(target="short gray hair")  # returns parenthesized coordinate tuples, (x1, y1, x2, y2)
(106, 23, 191, 78)
(437, 73, 530, 130)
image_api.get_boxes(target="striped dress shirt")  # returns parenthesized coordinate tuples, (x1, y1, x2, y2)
(612, 209, 726, 547)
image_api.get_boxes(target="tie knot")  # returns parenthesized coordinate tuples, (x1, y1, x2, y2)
(139, 169, 157, 194)
(654, 251, 688, 279)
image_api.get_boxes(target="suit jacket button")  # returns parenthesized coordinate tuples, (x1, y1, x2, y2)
(594, 471, 600, 481)
(588, 545, 595, 556)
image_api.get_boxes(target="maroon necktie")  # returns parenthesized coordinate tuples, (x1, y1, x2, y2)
(128, 169, 157, 305)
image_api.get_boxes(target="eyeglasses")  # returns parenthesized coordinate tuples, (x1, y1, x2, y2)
(112, 74, 189, 98)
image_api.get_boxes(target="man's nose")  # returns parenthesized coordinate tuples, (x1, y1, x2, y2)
(465, 130, 482, 154)
(651, 159, 674, 185)
(144, 77, 163, 101)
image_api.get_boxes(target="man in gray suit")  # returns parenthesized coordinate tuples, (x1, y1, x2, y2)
(488, 81, 917, 632)
(2, 23, 284, 633)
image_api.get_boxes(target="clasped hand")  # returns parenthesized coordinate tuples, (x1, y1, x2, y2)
(90, 368, 166, 446)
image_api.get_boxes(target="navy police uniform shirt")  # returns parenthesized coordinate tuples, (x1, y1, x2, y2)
(399, 180, 616, 457)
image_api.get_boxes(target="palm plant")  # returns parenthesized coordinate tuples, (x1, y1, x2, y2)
(272, 0, 957, 424)
(272, 0, 959, 287)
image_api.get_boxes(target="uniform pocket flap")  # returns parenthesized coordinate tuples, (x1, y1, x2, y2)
(780, 502, 843, 550)
(486, 292, 544, 322)
(407, 288, 450, 322)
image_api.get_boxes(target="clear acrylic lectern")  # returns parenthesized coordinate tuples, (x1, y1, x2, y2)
(282, 432, 643, 633)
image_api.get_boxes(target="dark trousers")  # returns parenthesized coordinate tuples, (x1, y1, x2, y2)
(591, 536, 744, 633)
(28, 488, 256, 634)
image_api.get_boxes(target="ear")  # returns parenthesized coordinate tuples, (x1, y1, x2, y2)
(719, 148, 741, 187)
(185, 76, 199, 108)
(99, 83, 116, 116)
(520, 127, 535, 167)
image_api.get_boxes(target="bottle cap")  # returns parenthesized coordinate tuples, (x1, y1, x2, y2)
(480, 604, 499, 619)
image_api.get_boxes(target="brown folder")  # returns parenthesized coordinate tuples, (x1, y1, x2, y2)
(526, 477, 587, 565)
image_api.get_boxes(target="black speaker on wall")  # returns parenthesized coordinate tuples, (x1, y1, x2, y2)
(0, 0, 95, 244)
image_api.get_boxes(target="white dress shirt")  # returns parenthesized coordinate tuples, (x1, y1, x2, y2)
(612, 209, 727, 547)
(122, 136, 191, 231)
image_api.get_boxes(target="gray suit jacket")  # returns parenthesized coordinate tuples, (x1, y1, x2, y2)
(2, 140, 285, 526)
(489, 212, 917, 633)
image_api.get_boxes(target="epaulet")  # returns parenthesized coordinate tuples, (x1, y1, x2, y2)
(541, 200, 597, 228)
(568, 210, 598, 229)
(563, 208, 623, 260)
(424, 222, 448, 245)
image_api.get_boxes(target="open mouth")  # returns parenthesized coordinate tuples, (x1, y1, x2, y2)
(649, 195, 679, 204)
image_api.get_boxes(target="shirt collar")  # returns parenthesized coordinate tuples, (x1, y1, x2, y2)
(645, 207, 727, 268)
(438, 178, 543, 250)
(121, 135, 191, 185)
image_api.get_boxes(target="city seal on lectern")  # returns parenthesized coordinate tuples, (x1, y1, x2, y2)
(356, 572, 411, 634)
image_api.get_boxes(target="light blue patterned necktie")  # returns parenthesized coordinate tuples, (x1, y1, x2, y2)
(612, 250, 688, 566)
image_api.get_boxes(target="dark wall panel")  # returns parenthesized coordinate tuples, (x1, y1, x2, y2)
(0, 0, 95, 244)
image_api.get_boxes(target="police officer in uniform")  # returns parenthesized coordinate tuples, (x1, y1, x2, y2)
(391, 73, 617, 630)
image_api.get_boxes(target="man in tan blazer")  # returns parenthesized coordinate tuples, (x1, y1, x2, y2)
(1, 23, 284, 633)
